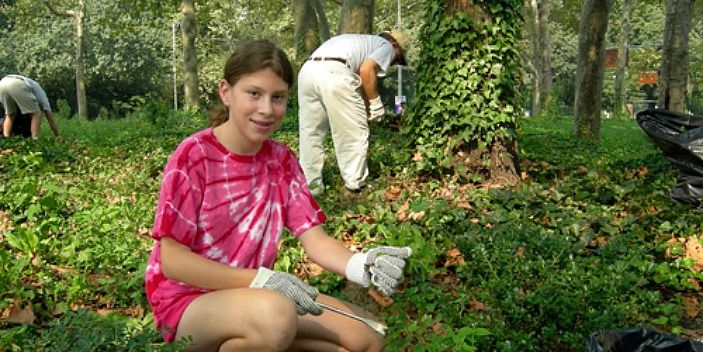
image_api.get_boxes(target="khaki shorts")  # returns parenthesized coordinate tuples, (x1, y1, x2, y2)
(0, 76, 40, 116)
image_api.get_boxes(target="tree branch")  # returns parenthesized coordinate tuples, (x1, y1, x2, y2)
(43, 0, 76, 17)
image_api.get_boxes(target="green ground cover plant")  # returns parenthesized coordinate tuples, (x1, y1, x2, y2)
(0, 110, 701, 351)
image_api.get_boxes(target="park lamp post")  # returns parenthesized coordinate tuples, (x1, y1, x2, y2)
(395, 0, 406, 116)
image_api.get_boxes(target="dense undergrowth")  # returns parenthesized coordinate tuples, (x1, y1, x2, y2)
(0, 109, 701, 351)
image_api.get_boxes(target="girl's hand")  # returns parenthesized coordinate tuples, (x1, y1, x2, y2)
(345, 246, 412, 296)
(250, 267, 323, 315)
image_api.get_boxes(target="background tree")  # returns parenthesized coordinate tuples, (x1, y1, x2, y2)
(613, 0, 630, 116)
(293, 0, 320, 61)
(524, 0, 553, 116)
(573, 0, 613, 140)
(338, 0, 374, 34)
(181, 0, 200, 109)
(657, 0, 695, 112)
(43, 0, 88, 119)
(406, 0, 522, 185)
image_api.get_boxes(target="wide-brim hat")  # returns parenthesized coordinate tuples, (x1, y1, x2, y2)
(387, 29, 409, 66)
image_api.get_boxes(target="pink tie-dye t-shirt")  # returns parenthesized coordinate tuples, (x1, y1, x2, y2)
(144, 128, 325, 342)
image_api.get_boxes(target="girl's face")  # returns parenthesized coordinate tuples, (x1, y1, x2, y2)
(218, 68, 290, 155)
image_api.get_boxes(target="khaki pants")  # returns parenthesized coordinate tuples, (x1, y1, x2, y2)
(0, 76, 40, 115)
(298, 61, 369, 192)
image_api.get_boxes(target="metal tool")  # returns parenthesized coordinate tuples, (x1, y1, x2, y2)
(318, 302, 388, 336)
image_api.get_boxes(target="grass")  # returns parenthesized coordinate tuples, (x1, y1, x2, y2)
(0, 110, 701, 351)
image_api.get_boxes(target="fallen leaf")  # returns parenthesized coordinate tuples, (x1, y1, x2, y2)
(396, 203, 410, 221)
(445, 248, 465, 267)
(469, 298, 486, 312)
(591, 236, 608, 248)
(409, 211, 425, 221)
(684, 237, 703, 272)
(5, 301, 35, 325)
(368, 289, 393, 307)
(683, 294, 700, 319)
(456, 202, 472, 210)
(412, 151, 423, 162)
(384, 186, 402, 202)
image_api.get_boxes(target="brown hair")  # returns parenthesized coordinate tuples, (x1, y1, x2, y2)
(209, 39, 294, 127)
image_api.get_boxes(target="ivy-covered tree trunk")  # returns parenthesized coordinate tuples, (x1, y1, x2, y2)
(657, 0, 693, 112)
(573, 0, 613, 140)
(43, 0, 88, 119)
(406, 0, 522, 186)
(181, 0, 200, 109)
(293, 0, 320, 61)
(338, 0, 374, 34)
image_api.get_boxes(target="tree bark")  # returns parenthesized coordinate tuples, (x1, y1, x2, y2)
(525, 0, 542, 115)
(338, 0, 374, 34)
(657, 0, 693, 112)
(181, 0, 200, 109)
(43, 0, 88, 119)
(573, 0, 613, 140)
(313, 0, 331, 41)
(537, 0, 552, 113)
(524, 0, 552, 116)
(613, 0, 630, 116)
(293, 0, 320, 61)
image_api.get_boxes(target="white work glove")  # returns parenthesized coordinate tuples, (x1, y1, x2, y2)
(345, 246, 412, 296)
(250, 267, 323, 316)
(368, 96, 385, 121)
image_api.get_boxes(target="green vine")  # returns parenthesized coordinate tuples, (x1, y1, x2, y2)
(404, 0, 523, 176)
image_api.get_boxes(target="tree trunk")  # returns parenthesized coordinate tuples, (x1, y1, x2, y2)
(525, 0, 552, 116)
(537, 0, 552, 112)
(657, 0, 693, 112)
(181, 0, 200, 109)
(338, 0, 374, 34)
(407, 0, 521, 186)
(573, 0, 613, 140)
(293, 0, 319, 61)
(525, 0, 542, 116)
(313, 0, 331, 41)
(43, 0, 89, 119)
(74, 0, 87, 119)
(613, 0, 630, 116)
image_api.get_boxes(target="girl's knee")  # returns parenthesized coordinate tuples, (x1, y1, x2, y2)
(251, 291, 299, 349)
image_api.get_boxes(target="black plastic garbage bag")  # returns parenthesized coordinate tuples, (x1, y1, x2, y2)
(587, 327, 703, 352)
(636, 109, 703, 206)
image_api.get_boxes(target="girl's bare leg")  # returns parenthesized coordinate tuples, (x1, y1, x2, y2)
(288, 294, 385, 352)
(175, 288, 299, 352)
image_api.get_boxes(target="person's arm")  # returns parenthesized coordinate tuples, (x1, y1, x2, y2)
(299, 225, 353, 276)
(43, 111, 60, 137)
(359, 58, 381, 102)
(160, 236, 256, 289)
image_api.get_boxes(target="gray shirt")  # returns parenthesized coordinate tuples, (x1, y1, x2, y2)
(310, 34, 395, 77)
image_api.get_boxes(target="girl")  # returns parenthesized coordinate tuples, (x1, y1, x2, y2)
(145, 39, 411, 352)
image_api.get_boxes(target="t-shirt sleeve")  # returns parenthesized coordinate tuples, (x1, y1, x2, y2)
(282, 150, 326, 237)
(151, 143, 205, 247)
(368, 41, 395, 77)
(27, 79, 51, 112)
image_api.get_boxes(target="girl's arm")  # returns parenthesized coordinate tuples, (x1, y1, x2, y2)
(299, 225, 353, 277)
(160, 236, 256, 289)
